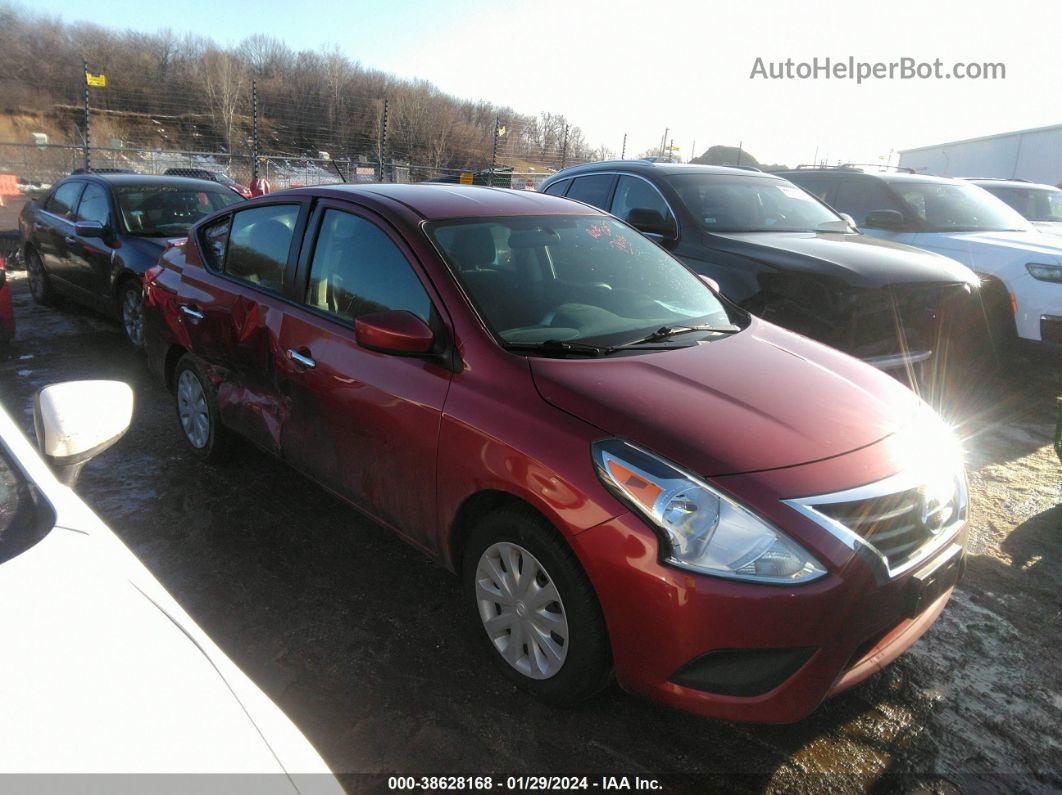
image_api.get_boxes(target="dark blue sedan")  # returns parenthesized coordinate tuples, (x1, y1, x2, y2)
(19, 174, 244, 346)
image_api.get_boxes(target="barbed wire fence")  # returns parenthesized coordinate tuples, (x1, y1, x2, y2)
(0, 72, 612, 191)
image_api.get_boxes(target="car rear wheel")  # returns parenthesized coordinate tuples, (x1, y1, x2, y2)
(174, 354, 232, 462)
(118, 280, 145, 348)
(25, 248, 56, 306)
(463, 505, 612, 705)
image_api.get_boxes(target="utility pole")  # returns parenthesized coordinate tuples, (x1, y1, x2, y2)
(560, 124, 569, 169)
(379, 98, 390, 182)
(668, 138, 674, 163)
(251, 80, 259, 182)
(660, 127, 668, 158)
(690, 140, 695, 164)
(82, 60, 91, 172)
(489, 117, 500, 186)
(736, 141, 743, 166)
(620, 133, 627, 160)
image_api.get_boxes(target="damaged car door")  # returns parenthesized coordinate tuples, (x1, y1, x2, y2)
(178, 200, 309, 455)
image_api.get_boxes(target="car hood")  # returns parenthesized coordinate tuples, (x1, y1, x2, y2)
(710, 230, 977, 287)
(917, 229, 1062, 264)
(530, 318, 923, 477)
(1033, 221, 1062, 236)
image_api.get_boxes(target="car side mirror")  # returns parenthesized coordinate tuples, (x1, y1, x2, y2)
(699, 274, 721, 293)
(355, 310, 434, 355)
(627, 208, 677, 240)
(33, 381, 133, 487)
(863, 209, 906, 230)
(839, 213, 857, 228)
(74, 220, 106, 238)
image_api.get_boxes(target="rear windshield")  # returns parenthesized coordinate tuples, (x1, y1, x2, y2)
(114, 185, 242, 237)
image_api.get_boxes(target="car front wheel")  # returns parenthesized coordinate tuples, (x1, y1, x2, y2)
(118, 280, 145, 348)
(463, 505, 612, 705)
(25, 248, 57, 306)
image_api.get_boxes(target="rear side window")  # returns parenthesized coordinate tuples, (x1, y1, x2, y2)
(76, 183, 111, 226)
(789, 177, 831, 201)
(201, 217, 231, 270)
(542, 179, 571, 196)
(225, 205, 299, 293)
(45, 182, 84, 220)
(610, 175, 677, 232)
(832, 178, 902, 225)
(305, 209, 431, 324)
(565, 175, 615, 209)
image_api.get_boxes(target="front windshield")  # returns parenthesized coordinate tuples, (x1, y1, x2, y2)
(114, 185, 243, 237)
(983, 185, 1062, 223)
(667, 174, 844, 233)
(428, 215, 737, 347)
(893, 182, 1033, 232)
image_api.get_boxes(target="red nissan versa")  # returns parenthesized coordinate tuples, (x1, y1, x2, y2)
(141, 185, 968, 723)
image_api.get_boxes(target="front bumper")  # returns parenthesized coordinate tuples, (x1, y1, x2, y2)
(570, 511, 965, 723)
(1012, 276, 1062, 343)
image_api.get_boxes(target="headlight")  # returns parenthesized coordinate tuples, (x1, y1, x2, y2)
(592, 440, 826, 584)
(1026, 263, 1062, 283)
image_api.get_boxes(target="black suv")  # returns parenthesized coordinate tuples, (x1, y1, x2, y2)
(540, 161, 981, 386)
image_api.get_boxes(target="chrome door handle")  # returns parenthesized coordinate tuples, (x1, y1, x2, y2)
(286, 348, 316, 369)
(179, 305, 205, 320)
(63, 235, 78, 245)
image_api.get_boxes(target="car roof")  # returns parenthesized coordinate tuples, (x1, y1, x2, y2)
(778, 168, 962, 185)
(968, 178, 1059, 192)
(548, 160, 780, 180)
(297, 183, 606, 220)
(70, 173, 234, 190)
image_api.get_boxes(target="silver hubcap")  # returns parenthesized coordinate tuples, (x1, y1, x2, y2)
(176, 370, 210, 449)
(122, 287, 144, 346)
(28, 255, 44, 296)
(475, 541, 569, 680)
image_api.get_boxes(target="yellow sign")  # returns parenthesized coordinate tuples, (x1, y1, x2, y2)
(459, 171, 474, 185)
(497, 125, 507, 137)
(86, 72, 107, 87)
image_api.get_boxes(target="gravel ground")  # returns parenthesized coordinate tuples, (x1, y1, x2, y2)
(0, 268, 1058, 793)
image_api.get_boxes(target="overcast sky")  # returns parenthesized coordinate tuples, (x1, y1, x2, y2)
(36, 0, 1062, 167)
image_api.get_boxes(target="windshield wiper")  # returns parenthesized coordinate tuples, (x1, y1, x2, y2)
(502, 339, 615, 356)
(616, 323, 740, 347)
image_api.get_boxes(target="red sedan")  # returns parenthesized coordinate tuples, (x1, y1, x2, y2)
(0, 253, 14, 342)
(141, 185, 968, 723)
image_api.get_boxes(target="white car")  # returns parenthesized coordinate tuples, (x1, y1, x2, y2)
(0, 380, 342, 792)
(967, 178, 1062, 238)
(780, 169, 1062, 347)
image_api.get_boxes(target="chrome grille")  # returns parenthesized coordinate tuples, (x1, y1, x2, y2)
(784, 468, 967, 578)
(813, 488, 931, 569)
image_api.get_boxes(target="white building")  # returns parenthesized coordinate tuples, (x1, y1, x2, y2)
(898, 124, 1062, 186)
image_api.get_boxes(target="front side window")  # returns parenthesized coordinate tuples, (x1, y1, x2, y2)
(225, 204, 300, 292)
(610, 175, 677, 233)
(667, 174, 843, 232)
(565, 175, 615, 209)
(114, 186, 242, 237)
(305, 209, 431, 323)
(45, 181, 85, 220)
(832, 178, 904, 225)
(429, 215, 736, 347)
(893, 181, 1033, 232)
(76, 183, 112, 226)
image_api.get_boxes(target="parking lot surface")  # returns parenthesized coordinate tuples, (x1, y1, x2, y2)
(0, 268, 1058, 793)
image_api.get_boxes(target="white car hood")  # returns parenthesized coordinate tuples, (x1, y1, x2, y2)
(0, 409, 341, 791)
(921, 230, 1062, 264)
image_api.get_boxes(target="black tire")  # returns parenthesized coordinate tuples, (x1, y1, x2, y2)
(117, 278, 146, 348)
(462, 504, 612, 705)
(173, 354, 233, 462)
(25, 247, 57, 306)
